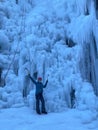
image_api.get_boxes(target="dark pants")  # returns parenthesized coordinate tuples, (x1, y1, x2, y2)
(35, 93, 46, 113)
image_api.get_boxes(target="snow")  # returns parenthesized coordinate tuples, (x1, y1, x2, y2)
(0, 0, 98, 129)
(0, 107, 98, 130)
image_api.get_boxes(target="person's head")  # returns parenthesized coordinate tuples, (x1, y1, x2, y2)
(38, 77, 42, 82)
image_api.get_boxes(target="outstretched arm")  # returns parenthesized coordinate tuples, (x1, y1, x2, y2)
(43, 80, 48, 88)
(28, 74, 37, 85)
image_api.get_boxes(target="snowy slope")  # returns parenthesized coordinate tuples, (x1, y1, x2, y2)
(0, 107, 98, 130)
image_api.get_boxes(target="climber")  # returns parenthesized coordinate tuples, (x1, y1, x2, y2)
(28, 74, 48, 115)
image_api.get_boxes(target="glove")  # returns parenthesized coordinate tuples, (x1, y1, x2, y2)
(28, 73, 31, 78)
(46, 79, 48, 83)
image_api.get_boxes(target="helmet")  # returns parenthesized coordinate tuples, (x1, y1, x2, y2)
(38, 77, 42, 81)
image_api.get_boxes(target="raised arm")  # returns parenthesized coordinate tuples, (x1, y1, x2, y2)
(43, 80, 48, 88)
(29, 74, 37, 85)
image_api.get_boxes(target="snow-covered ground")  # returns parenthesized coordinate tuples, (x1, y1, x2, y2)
(0, 107, 98, 130)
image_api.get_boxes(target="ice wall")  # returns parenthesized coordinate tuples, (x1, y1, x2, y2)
(0, 0, 98, 113)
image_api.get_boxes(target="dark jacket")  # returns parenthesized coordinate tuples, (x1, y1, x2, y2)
(29, 76, 48, 94)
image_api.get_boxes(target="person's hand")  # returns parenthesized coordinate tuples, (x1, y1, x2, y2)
(28, 73, 30, 77)
(46, 79, 48, 83)
(25, 68, 30, 76)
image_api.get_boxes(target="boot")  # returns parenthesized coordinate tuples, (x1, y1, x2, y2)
(37, 111, 41, 115)
(42, 111, 47, 114)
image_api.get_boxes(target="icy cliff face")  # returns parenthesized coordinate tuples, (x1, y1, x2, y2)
(0, 0, 98, 113)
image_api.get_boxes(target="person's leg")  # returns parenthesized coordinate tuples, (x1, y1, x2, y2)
(35, 94, 41, 114)
(40, 94, 47, 114)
